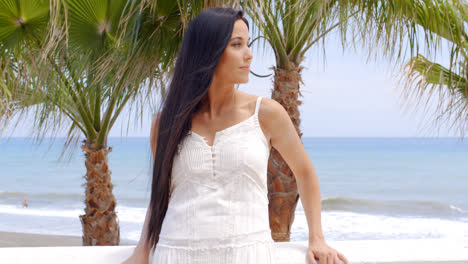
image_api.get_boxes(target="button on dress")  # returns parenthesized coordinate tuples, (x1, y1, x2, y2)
(150, 96, 276, 263)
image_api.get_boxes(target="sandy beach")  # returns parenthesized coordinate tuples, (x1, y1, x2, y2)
(0, 231, 135, 247)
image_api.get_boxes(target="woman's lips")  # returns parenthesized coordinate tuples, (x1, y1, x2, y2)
(240, 66, 250, 71)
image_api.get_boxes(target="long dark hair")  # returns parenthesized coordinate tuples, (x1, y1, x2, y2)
(146, 7, 249, 250)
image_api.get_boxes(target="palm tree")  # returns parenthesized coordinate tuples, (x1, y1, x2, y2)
(240, 0, 465, 241)
(0, 49, 15, 129)
(0, 0, 238, 245)
(400, 1, 467, 138)
(0, 48, 11, 116)
(0, 0, 49, 130)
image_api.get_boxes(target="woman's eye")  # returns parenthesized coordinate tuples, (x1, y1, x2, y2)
(232, 43, 241, 47)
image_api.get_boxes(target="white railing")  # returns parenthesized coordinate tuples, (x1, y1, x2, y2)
(1, 239, 467, 264)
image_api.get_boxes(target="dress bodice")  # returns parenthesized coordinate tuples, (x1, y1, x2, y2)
(158, 96, 273, 248)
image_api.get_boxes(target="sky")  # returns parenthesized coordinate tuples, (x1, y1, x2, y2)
(2, 23, 463, 139)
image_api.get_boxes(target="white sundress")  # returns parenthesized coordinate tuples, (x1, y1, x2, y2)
(150, 96, 277, 264)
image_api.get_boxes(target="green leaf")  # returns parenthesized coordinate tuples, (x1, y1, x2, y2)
(0, 0, 48, 49)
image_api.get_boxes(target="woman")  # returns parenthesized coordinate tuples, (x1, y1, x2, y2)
(123, 7, 348, 264)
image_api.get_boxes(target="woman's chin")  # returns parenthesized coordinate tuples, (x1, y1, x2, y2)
(236, 77, 249, 84)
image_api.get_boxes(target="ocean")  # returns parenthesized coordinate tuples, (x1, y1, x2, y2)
(0, 137, 467, 244)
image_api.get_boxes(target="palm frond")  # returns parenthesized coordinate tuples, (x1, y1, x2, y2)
(337, 0, 467, 65)
(2, 0, 246, 151)
(0, 0, 49, 50)
(243, 0, 466, 69)
(400, 53, 468, 138)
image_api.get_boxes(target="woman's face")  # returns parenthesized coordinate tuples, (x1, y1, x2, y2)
(214, 19, 253, 85)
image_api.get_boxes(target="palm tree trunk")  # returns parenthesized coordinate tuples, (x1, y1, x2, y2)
(80, 142, 120, 245)
(268, 64, 304, 242)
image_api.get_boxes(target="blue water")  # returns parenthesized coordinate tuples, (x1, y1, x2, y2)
(1, 137, 467, 243)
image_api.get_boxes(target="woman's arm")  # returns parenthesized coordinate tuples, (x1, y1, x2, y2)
(259, 98, 348, 264)
(122, 113, 160, 264)
(132, 202, 152, 257)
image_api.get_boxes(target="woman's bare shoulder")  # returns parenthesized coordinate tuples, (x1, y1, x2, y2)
(257, 97, 288, 140)
(258, 97, 286, 120)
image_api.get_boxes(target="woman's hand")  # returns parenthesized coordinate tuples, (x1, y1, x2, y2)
(306, 238, 349, 264)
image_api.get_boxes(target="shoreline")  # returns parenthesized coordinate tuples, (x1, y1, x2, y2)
(0, 231, 136, 247)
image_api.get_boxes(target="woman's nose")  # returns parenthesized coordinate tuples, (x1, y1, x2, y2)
(245, 49, 253, 61)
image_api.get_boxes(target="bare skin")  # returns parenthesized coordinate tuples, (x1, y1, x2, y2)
(123, 18, 348, 264)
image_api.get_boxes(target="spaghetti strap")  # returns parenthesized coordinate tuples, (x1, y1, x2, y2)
(254, 96, 262, 115)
